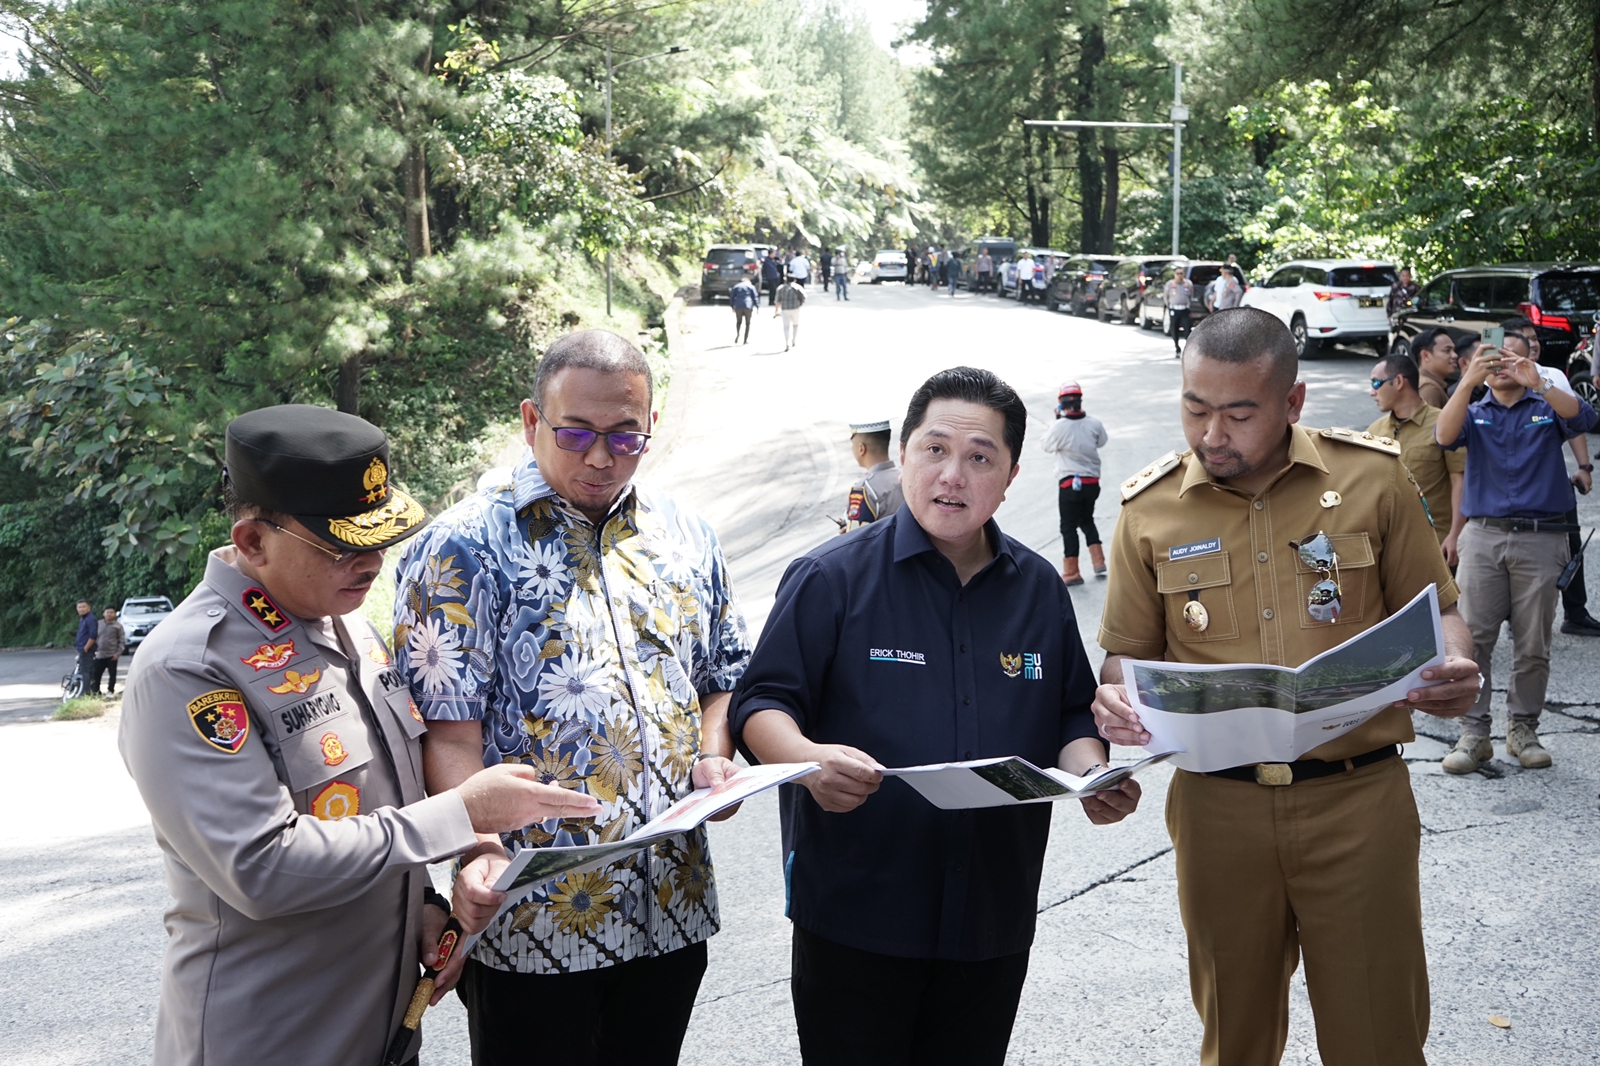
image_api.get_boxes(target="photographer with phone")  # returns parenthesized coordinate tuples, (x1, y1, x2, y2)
(1435, 329, 1598, 773)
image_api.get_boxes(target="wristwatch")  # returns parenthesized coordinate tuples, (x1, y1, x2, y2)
(1581, 464, 1594, 472)
(1532, 379, 1551, 395)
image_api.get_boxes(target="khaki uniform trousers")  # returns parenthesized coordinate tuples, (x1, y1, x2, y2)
(1167, 756, 1428, 1066)
(1456, 522, 1569, 736)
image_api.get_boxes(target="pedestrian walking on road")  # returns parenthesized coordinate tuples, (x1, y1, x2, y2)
(945, 248, 961, 296)
(974, 247, 994, 292)
(730, 275, 759, 344)
(761, 250, 782, 306)
(1041, 382, 1108, 586)
(92, 606, 126, 694)
(1436, 328, 1598, 773)
(819, 248, 833, 289)
(1164, 266, 1195, 355)
(789, 249, 811, 287)
(734, 366, 1139, 1066)
(118, 404, 599, 1066)
(1095, 307, 1483, 1066)
(73, 599, 97, 691)
(775, 275, 806, 350)
(903, 243, 917, 285)
(833, 248, 851, 300)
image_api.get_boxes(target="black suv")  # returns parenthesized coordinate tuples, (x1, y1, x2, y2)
(700, 244, 762, 302)
(1096, 256, 1180, 324)
(1391, 263, 1600, 369)
(1048, 255, 1125, 315)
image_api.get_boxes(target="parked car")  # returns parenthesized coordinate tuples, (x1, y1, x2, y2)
(870, 249, 908, 283)
(699, 244, 761, 302)
(957, 236, 1017, 291)
(1097, 256, 1180, 325)
(1240, 259, 1397, 358)
(998, 248, 1067, 302)
(1139, 260, 1227, 333)
(120, 596, 174, 653)
(1390, 263, 1600, 370)
(1049, 255, 1125, 315)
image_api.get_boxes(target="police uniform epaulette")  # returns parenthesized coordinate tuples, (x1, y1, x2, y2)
(1120, 449, 1189, 501)
(1320, 427, 1401, 455)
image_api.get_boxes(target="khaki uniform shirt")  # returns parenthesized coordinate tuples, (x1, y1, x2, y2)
(845, 459, 905, 531)
(1099, 426, 1459, 762)
(119, 548, 477, 1066)
(1367, 405, 1464, 544)
(1417, 369, 1451, 410)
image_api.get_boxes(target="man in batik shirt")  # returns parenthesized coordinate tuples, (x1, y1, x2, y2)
(395, 330, 751, 1066)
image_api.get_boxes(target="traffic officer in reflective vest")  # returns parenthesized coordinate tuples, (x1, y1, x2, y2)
(119, 404, 598, 1066)
(1092, 309, 1483, 1066)
(840, 418, 905, 533)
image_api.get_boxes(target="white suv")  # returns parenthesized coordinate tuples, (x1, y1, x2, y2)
(1240, 259, 1398, 358)
(869, 250, 907, 282)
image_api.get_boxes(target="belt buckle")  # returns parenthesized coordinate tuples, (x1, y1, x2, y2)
(1254, 763, 1294, 786)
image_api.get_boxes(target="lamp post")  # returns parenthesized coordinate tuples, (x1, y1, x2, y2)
(604, 43, 689, 318)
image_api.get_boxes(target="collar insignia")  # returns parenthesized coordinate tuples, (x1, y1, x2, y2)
(242, 587, 290, 631)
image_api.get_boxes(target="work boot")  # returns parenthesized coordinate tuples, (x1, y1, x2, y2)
(1061, 557, 1084, 587)
(1441, 733, 1492, 775)
(1560, 612, 1600, 636)
(1506, 721, 1553, 769)
(1088, 544, 1107, 576)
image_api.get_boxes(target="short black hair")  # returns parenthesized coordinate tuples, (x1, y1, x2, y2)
(76, 599, 90, 607)
(223, 484, 288, 527)
(900, 367, 1027, 465)
(1410, 328, 1451, 360)
(854, 429, 892, 452)
(533, 329, 654, 408)
(1184, 307, 1298, 390)
(1380, 353, 1420, 391)
(1499, 315, 1533, 338)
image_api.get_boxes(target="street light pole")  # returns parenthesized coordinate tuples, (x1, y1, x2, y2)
(602, 44, 688, 318)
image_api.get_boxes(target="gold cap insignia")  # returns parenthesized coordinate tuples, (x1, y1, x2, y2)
(360, 456, 389, 505)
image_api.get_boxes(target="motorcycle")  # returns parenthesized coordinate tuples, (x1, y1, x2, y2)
(1568, 310, 1599, 410)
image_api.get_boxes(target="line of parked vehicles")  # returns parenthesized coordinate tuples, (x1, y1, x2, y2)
(699, 239, 1600, 404)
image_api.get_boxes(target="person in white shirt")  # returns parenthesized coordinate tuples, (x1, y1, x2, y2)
(1164, 267, 1195, 356)
(788, 251, 811, 286)
(1040, 381, 1109, 586)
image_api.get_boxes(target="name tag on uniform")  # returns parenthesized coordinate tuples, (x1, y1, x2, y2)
(1168, 537, 1222, 561)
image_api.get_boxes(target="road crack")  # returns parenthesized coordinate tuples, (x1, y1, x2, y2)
(695, 975, 787, 1008)
(1036, 847, 1174, 915)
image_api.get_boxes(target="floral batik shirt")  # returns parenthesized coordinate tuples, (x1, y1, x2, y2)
(393, 455, 750, 974)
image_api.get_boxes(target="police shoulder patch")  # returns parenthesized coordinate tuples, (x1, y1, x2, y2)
(1120, 449, 1188, 502)
(188, 689, 251, 753)
(242, 587, 291, 631)
(1320, 427, 1401, 455)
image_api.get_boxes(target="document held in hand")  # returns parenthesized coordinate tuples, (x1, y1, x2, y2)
(1123, 584, 1445, 773)
(883, 752, 1175, 810)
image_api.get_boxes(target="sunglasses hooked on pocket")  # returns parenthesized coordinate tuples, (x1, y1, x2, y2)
(1290, 531, 1342, 623)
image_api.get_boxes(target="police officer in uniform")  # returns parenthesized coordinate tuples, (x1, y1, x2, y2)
(840, 418, 905, 533)
(1091, 309, 1483, 1066)
(119, 404, 599, 1066)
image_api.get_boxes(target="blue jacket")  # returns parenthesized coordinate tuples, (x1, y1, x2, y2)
(730, 280, 759, 310)
(76, 613, 98, 652)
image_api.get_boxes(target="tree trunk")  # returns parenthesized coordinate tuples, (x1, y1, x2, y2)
(336, 354, 362, 415)
(402, 142, 431, 261)
(1100, 141, 1120, 252)
(1022, 123, 1051, 247)
(1075, 21, 1107, 252)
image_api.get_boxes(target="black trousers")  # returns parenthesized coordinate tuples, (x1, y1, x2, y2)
(1058, 482, 1102, 557)
(791, 926, 1031, 1066)
(1562, 506, 1588, 618)
(1171, 306, 1192, 349)
(733, 307, 752, 343)
(458, 943, 708, 1066)
(763, 279, 778, 306)
(90, 655, 119, 694)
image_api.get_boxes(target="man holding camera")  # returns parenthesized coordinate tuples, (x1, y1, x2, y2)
(1436, 329, 1598, 772)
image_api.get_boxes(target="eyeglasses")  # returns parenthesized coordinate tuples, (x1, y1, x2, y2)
(254, 519, 365, 566)
(1291, 531, 1342, 623)
(1371, 374, 1400, 390)
(534, 404, 652, 456)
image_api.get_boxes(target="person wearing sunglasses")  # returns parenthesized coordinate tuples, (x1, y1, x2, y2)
(118, 404, 600, 1066)
(1366, 353, 1467, 566)
(396, 330, 751, 1066)
(1092, 307, 1483, 1066)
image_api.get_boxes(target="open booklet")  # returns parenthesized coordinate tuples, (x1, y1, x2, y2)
(882, 752, 1175, 810)
(1124, 584, 1445, 773)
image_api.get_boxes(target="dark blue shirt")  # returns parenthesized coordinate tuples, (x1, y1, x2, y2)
(1442, 390, 1597, 518)
(75, 613, 97, 652)
(729, 280, 759, 310)
(760, 256, 781, 283)
(730, 509, 1098, 961)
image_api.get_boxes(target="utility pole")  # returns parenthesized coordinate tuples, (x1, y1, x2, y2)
(1171, 64, 1188, 257)
(603, 43, 688, 318)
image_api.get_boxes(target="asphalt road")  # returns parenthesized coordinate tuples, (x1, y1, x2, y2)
(4, 279, 1599, 1065)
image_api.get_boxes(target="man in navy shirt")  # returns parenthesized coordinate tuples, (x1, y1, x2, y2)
(73, 599, 97, 687)
(731, 366, 1140, 1066)
(1436, 328, 1598, 773)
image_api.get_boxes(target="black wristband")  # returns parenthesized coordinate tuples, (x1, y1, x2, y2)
(423, 885, 451, 913)
(1580, 464, 1594, 472)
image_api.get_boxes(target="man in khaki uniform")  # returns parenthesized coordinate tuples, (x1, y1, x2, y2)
(1367, 352, 1466, 564)
(1411, 328, 1458, 409)
(1093, 309, 1483, 1066)
(120, 405, 597, 1066)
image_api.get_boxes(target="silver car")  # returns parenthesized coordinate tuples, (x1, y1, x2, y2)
(120, 596, 174, 653)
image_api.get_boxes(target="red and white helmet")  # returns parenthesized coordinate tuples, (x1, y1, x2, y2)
(1058, 381, 1083, 399)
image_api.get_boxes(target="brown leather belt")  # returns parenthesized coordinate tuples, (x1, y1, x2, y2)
(1203, 745, 1399, 787)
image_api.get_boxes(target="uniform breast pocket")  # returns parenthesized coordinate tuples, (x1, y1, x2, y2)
(1292, 532, 1374, 629)
(270, 693, 375, 794)
(1156, 552, 1239, 643)
(387, 688, 428, 740)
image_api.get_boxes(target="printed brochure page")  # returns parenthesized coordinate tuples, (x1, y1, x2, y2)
(883, 752, 1175, 810)
(1124, 585, 1444, 773)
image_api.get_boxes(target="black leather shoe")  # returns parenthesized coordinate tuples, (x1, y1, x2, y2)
(1560, 613, 1600, 635)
